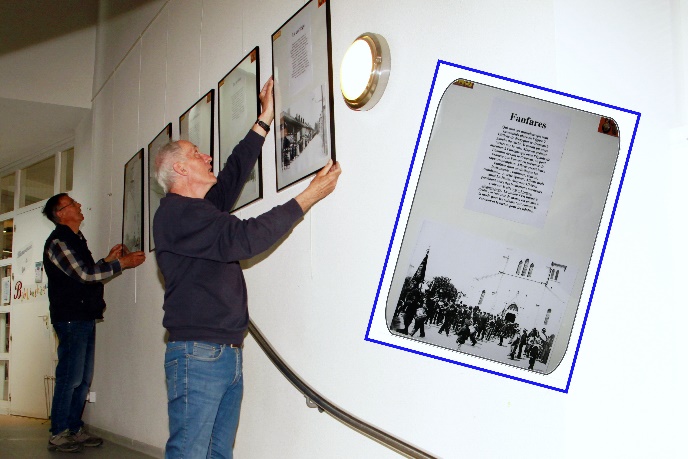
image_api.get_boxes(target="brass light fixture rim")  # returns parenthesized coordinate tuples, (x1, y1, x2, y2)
(342, 32, 390, 111)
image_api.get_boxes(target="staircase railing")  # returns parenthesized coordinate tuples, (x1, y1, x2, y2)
(248, 320, 437, 459)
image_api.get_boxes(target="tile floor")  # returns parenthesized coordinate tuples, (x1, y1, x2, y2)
(0, 415, 157, 458)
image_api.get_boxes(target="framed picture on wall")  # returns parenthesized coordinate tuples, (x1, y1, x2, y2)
(147, 123, 172, 251)
(218, 47, 262, 212)
(272, 0, 336, 191)
(122, 149, 144, 252)
(179, 90, 214, 161)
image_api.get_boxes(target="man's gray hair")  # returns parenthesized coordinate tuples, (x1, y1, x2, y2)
(155, 141, 186, 193)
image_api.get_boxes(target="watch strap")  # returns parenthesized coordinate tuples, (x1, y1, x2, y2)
(255, 119, 270, 132)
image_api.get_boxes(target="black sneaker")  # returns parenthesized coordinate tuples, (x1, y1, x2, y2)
(48, 429, 80, 452)
(71, 427, 104, 447)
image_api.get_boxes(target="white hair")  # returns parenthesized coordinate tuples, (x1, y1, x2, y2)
(154, 141, 186, 193)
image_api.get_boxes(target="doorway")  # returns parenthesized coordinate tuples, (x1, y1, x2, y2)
(8, 204, 55, 418)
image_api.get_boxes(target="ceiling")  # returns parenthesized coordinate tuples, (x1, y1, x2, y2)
(0, 98, 90, 173)
(0, 1, 158, 174)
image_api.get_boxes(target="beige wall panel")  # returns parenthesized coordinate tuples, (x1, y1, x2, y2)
(94, 0, 167, 94)
(165, 0, 203, 140)
(111, 43, 143, 232)
(139, 10, 170, 149)
(91, 44, 146, 442)
(86, 80, 115, 258)
(199, 0, 243, 164)
(199, 0, 243, 95)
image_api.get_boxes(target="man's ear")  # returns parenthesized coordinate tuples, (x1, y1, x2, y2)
(172, 162, 187, 176)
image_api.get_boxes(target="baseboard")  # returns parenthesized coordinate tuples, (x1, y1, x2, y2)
(87, 424, 164, 458)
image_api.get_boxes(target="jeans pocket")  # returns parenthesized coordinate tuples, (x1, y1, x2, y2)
(164, 360, 178, 401)
(166, 342, 186, 353)
(189, 342, 223, 361)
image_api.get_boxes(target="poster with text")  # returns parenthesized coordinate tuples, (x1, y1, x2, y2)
(465, 98, 571, 227)
(272, 0, 335, 191)
(219, 47, 262, 211)
(2, 277, 10, 305)
(180, 90, 214, 161)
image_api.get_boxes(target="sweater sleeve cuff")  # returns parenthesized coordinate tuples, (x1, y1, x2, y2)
(285, 198, 305, 219)
(111, 259, 123, 273)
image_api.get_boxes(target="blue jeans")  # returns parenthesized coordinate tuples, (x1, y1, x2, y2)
(51, 320, 96, 434)
(164, 341, 243, 459)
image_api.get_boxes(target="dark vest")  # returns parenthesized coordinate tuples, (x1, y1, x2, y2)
(44, 224, 106, 323)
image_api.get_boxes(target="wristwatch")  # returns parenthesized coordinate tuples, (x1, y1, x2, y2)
(255, 119, 270, 132)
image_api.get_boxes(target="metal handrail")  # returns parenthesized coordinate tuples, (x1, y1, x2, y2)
(248, 320, 437, 459)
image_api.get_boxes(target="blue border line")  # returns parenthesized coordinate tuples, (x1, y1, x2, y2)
(438, 60, 641, 116)
(365, 61, 442, 338)
(365, 59, 640, 393)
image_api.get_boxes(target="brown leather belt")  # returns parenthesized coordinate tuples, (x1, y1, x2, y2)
(229, 343, 243, 348)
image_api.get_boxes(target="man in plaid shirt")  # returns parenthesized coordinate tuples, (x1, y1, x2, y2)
(42, 193, 145, 452)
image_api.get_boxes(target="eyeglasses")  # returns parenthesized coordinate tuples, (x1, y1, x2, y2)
(57, 199, 77, 212)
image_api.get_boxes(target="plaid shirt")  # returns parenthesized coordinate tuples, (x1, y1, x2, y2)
(46, 233, 122, 283)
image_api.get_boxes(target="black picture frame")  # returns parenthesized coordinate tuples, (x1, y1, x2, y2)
(218, 47, 263, 212)
(179, 89, 215, 162)
(272, 0, 336, 191)
(122, 149, 144, 252)
(147, 123, 172, 251)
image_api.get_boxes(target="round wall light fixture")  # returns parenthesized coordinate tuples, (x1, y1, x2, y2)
(340, 33, 390, 111)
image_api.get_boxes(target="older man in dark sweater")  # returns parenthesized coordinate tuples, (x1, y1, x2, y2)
(153, 77, 340, 458)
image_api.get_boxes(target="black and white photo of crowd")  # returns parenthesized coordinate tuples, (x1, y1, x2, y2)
(388, 221, 577, 374)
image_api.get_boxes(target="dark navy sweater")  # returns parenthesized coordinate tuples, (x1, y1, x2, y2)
(153, 130, 303, 344)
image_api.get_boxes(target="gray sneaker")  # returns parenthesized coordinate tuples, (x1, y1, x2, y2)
(48, 429, 80, 452)
(71, 427, 103, 447)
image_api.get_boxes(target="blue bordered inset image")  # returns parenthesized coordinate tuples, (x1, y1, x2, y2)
(365, 60, 640, 393)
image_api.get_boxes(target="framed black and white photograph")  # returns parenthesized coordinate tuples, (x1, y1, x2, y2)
(122, 149, 144, 252)
(218, 47, 262, 212)
(272, 0, 335, 191)
(147, 123, 172, 251)
(179, 89, 214, 160)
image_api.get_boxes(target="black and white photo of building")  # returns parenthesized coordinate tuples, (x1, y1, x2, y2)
(277, 84, 330, 188)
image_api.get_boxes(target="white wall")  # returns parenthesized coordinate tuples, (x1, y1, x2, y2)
(80, 0, 686, 457)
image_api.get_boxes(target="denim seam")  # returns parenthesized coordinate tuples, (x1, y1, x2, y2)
(182, 347, 188, 459)
(232, 348, 241, 385)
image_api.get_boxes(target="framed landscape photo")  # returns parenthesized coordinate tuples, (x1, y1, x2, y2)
(218, 47, 262, 212)
(122, 149, 144, 252)
(147, 123, 172, 251)
(179, 89, 214, 161)
(272, 0, 335, 191)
